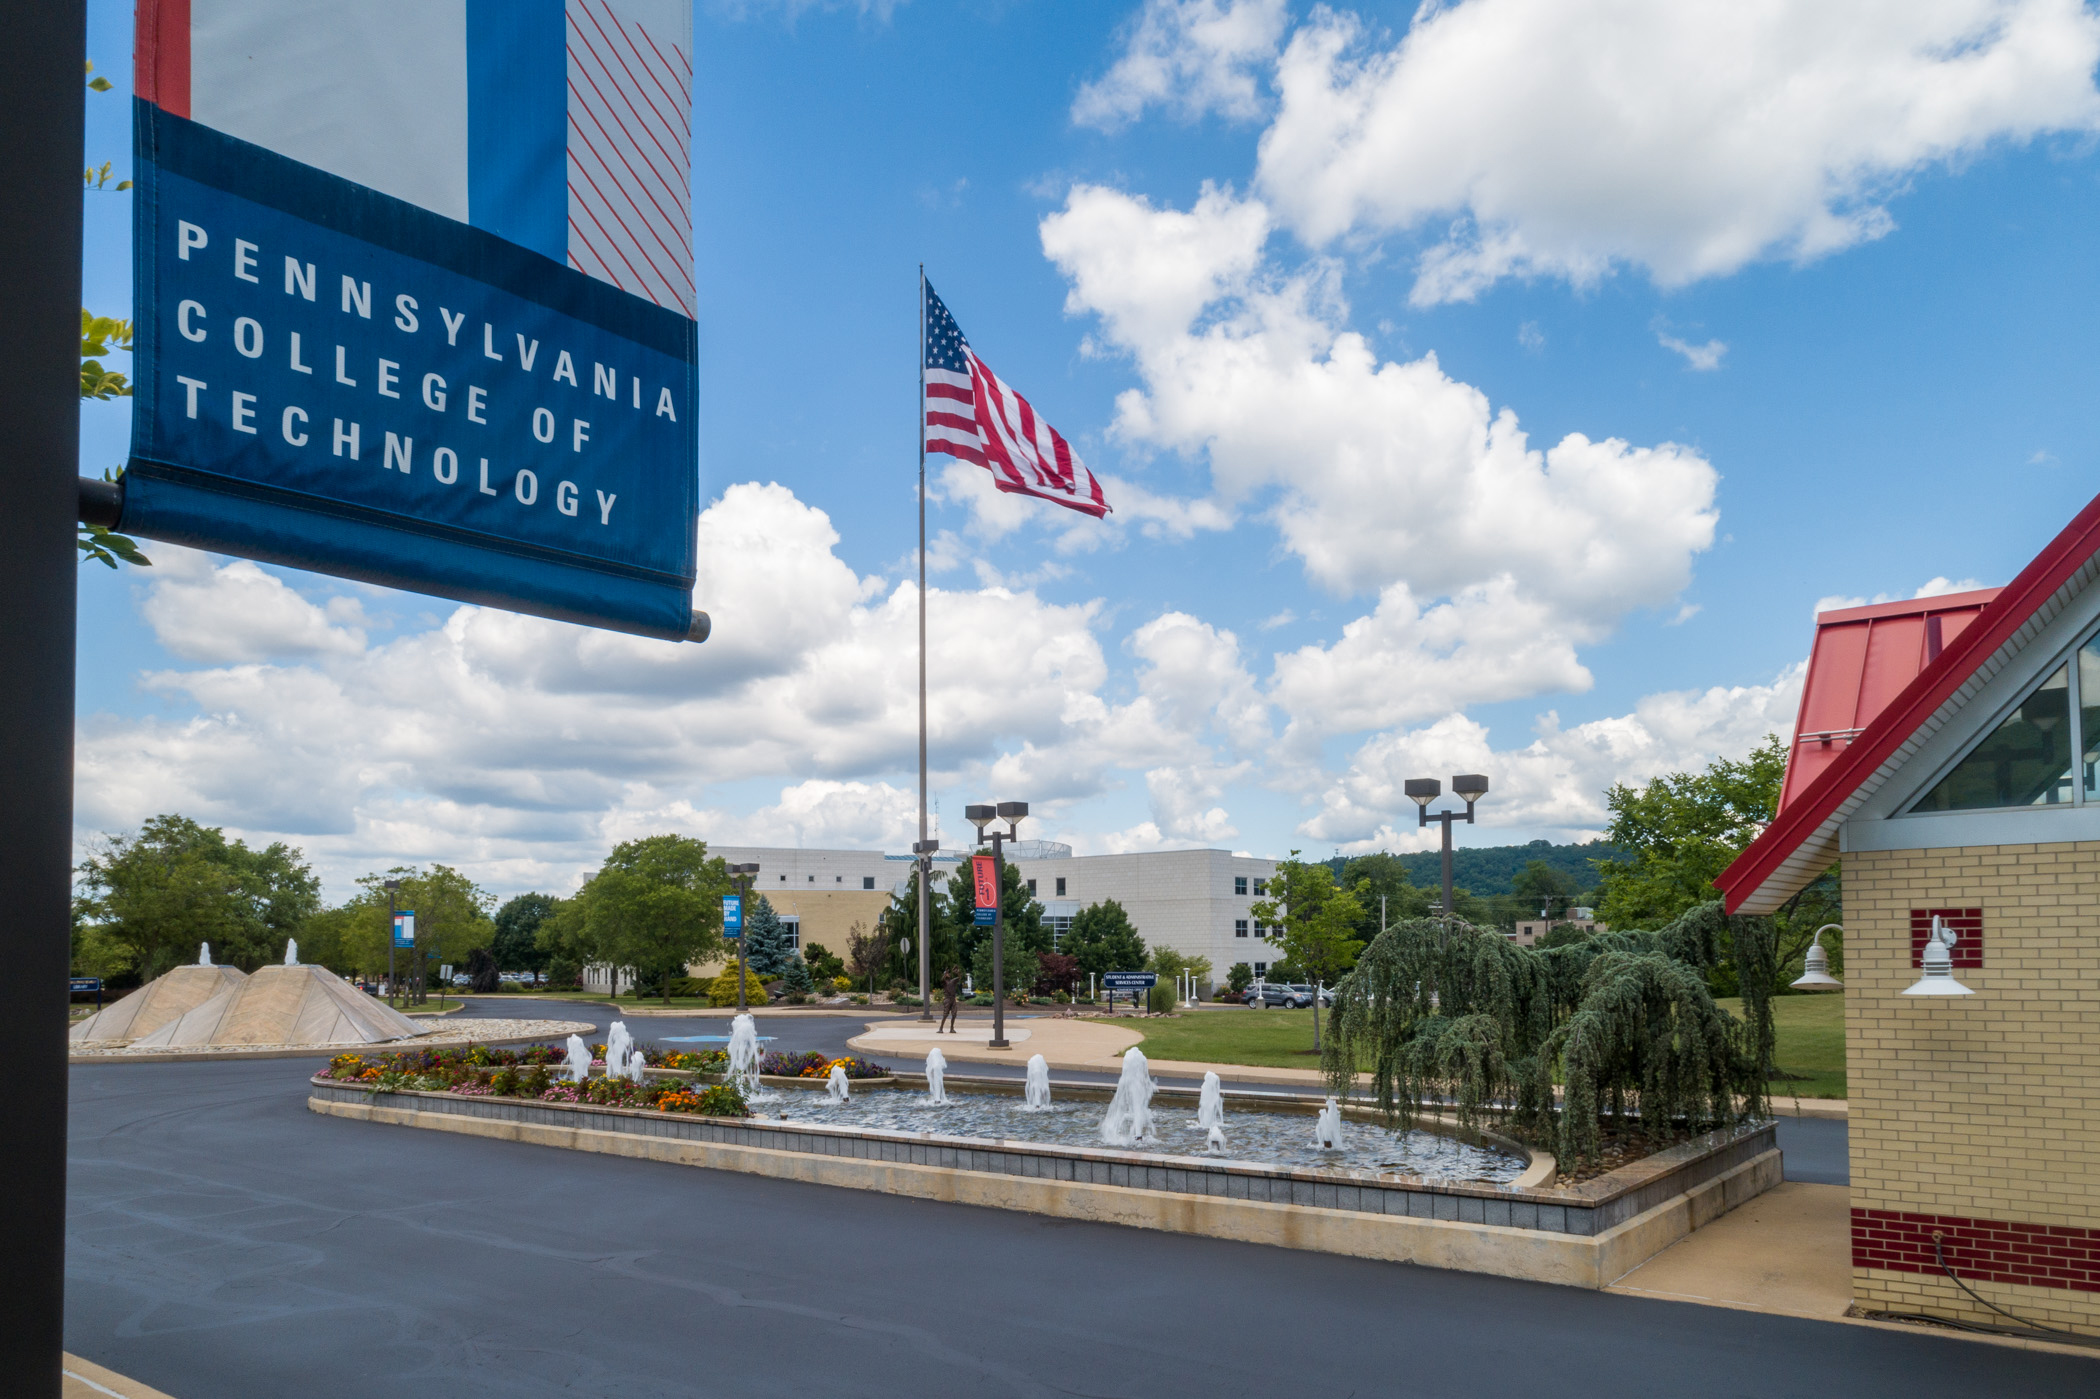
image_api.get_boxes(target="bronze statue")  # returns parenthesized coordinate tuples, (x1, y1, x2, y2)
(938, 967, 962, 1034)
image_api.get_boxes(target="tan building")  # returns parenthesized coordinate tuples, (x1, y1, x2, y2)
(1721, 501, 2100, 1336)
(1508, 912, 1604, 947)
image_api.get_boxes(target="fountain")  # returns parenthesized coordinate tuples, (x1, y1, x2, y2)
(1314, 1096, 1343, 1150)
(924, 1047, 948, 1104)
(562, 1034, 592, 1083)
(606, 1021, 633, 1078)
(198, 942, 212, 966)
(826, 1063, 850, 1103)
(283, 939, 298, 966)
(1023, 1053, 1051, 1110)
(726, 1013, 763, 1098)
(1196, 1070, 1226, 1150)
(1099, 1048, 1158, 1147)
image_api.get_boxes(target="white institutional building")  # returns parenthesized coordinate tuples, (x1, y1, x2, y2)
(701, 842, 1284, 980)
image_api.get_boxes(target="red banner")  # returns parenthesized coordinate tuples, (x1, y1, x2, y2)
(972, 854, 999, 909)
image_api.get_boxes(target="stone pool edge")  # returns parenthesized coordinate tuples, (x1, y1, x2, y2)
(308, 1081, 1777, 1288)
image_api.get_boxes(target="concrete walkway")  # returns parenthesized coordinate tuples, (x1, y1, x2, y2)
(65, 1353, 177, 1398)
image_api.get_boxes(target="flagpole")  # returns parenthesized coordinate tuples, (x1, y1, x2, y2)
(916, 265, 932, 1020)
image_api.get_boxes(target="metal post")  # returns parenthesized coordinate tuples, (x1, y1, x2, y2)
(916, 266, 931, 1019)
(989, 829, 1008, 1049)
(387, 885, 398, 1006)
(0, 6, 83, 1389)
(1439, 812, 1455, 918)
(736, 870, 748, 1015)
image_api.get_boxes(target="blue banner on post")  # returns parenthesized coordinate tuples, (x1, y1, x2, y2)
(722, 894, 743, 938)
(126, 2, 702, 643)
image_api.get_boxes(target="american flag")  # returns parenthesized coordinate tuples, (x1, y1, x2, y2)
(923, 281, 1111, 520)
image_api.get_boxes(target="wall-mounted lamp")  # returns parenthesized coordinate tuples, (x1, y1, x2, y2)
(1790, 924, 1844, 991)
(1902, 914, 1975, 997)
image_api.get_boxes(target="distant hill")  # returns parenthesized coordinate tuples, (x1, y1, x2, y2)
(1327, 839, 1626, 898)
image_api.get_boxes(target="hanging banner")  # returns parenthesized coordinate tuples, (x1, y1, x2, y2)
(125, 0, 704, 642)
(972, 854, 998, 911)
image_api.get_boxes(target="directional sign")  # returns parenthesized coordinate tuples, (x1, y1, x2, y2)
(1101, 972, 1157, 989)
(123, 1, 703, 642)
(972, 907, 996, 926)
(722, 894, 743, 938)
(392, 911, 416, 948)
(69, 978, 103, 995)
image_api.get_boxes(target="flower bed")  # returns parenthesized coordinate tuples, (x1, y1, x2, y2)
(758, 1050, 889, 1080)
(322, 1047, 749, 1117)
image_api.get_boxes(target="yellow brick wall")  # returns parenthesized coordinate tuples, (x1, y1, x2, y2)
(1845, 843, 2100, 1331)
(690, 888, 895, 977)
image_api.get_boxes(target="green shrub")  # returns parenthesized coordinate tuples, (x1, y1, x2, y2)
(707, 964, 767, 1007)
(1147, 984, 1175, 1013)
(695, 1083, 748, 1117)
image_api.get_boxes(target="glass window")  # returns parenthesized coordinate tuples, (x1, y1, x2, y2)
(1055, 877, 1066, 896)
(1234, 876, 1248, 895)
(781, 917, 800, 950)
(862, 876, 875, 890)
(2083, 636, 2100, 801)
(1026, 879, 1037, 895)
(1914, 663, 2073, 811)
(1234, 919, 1249, 937)
(1253, 962, 1267, 975)
(1253, 879, 1268, 896)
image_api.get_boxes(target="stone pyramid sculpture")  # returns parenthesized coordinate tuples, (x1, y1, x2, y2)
(128, 945, 427, 1048)
(70, 944, 249, 1043)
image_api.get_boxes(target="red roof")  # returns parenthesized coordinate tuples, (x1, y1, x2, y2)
(1718, 491, 2100, 914)
(1776, 590, 1999, 814)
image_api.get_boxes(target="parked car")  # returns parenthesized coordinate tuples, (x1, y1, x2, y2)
(1285, 983, 1334, 1007)
(1243, 983, 1312, 1008)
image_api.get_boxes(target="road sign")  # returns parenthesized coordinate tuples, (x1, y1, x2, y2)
(392, 911, 416, 948)
(439, 964, 452, 983)
(1101, 972, 1157, 989)
(121, 1, 704, 642)
(69, 979, 102, 995)
(722, 894, 742, 938)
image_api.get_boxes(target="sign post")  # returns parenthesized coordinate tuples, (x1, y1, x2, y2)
(1102, 971, 1158, 1015)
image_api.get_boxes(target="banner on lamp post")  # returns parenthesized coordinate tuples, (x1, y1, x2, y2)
(972, 854, 998, 911)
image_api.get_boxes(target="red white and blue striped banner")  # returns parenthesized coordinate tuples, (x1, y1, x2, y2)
(125, 0, 703, 641)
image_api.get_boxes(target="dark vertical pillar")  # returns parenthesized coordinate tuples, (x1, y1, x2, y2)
(0, 4, 86, 1393)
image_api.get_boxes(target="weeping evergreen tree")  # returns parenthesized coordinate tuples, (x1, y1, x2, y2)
(1322, 901, 1774, 1166)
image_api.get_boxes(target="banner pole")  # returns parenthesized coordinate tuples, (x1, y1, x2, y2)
(917, 265, 932, 1018)
(0, 3, 83, 1392)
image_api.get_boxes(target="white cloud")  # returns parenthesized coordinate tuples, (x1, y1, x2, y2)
(138, 548, 369, 662)
(1042, 181, 1719, 761)
(1251, 0, 2100, 302)
(1914, 575, 1989, 598)
(1517, 321, 1545, 353)
(1812, 575, 1995, 615)
(1300, 664, 1807, 849)
(1658, 332, 1727, 371)
(1073, 0, 1290, 131)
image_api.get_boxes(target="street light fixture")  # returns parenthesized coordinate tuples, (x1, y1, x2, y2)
(728, 862, 760, 1014)
(1406, 774, 1489, 919)
(966, 800, 1028, 1049)
(912, 838, 940, 1021)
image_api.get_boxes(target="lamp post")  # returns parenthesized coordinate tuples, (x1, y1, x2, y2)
(384, 879, 401, 1007)
(913, 838, 939, 1021)
(1404, 774, 1490, 919)
(728, 862, 760, 1014)
(965, 800, 1028, 1050)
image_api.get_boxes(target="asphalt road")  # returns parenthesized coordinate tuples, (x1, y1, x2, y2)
(67, 1058, 2083, 1398)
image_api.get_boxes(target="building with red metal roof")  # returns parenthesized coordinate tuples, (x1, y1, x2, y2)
(1716, 491, 2100, 1335)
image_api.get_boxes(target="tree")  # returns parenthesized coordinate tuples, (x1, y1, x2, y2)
(1064, 900, 1145, 980)
(1340, 852, 1432, 934)
(491, 893, 557, 984)
(741, 895, 794, 978)
(342, 865, 496, 1001)
(846, 920, 891, 995)
(1595, 735, 1839, 991)
(77, 65, 149, 572)
(1510, 859, 1578, 913)
(782, 954, 815, 999)
(578, 835, 727, 1004)
(935, 856, 1049, 981)
(802, 941, 846, 984)
(1252, 854, 1367, 1051)
(75, 815, 320, 978)
(534, 898, 591, 989)
(1146, 947, 1213, 993)
(1226, 962, 1253, 996)
(1034, 951, 1080, 997)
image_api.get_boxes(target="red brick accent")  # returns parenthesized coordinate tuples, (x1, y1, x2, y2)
(1909, 907, 1983, 969)
(1853, 1208, 2100, 1292)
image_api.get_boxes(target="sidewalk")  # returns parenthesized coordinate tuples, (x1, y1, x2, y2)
(65, 1354, 177, 1399)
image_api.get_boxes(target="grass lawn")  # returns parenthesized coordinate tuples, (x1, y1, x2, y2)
(1720, 991, 1847, 1098)
(1107, 995, 1850, 1098)
(1104, 1008, 1339, 1070)
(390, 996, 466, 1015)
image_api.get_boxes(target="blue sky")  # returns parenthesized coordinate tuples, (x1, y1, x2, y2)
(75, 0, 2100, 899)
